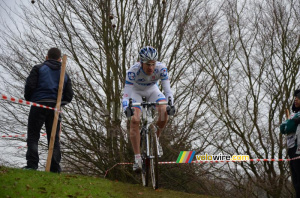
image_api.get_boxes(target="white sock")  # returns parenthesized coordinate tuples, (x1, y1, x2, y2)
(135, 154, 141, 163)
(157, 137, 161, 145)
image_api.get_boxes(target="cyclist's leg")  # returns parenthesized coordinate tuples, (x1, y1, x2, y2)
(149, 88, 168, 137)
(128, 89, 143, 155)
(129, 90, 144, 171)
(156, 104, 168, 137)
(130, 107, 141, 154)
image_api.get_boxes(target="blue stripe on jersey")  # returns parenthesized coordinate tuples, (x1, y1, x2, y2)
(156, 98, 167, 102)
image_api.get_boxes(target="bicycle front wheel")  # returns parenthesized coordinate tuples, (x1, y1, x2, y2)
(140, 128, 149, 187)
(149, 125, 159, 189)
(141, 154, 149, 187)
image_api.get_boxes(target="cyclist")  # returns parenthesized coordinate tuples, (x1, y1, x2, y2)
(122, 46, 175, 172)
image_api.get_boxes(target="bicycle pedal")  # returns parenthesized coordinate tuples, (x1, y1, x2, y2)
(133, 165, 142, 173)
(134, 168, 142, 174)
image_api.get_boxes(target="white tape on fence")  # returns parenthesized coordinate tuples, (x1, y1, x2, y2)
(1, 93, 61, 112)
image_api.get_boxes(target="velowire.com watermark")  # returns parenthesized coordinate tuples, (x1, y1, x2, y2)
(176, 151, 250, 163)
(196, 153, 250, 161)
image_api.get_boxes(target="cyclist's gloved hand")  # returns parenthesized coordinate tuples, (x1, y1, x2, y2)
(124, 107, 134, 117)
(166, 106, 175, 116)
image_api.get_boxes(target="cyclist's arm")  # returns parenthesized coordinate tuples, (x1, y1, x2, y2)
(159, 66, 173, 104)
(122, 69, 135, 109)
(161, 79, 174, 104)
(122, 82, 133, 109)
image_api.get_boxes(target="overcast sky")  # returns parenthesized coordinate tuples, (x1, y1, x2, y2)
(0, 0, 35, 32)
(0, 0, 31, 168)
(0, 0, 33, 82)
(0, 0, 22, 22)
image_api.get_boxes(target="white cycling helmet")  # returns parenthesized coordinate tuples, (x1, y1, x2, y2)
(139, 46, 158, 63)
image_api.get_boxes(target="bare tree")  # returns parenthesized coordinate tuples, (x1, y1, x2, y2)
(189, 0, 300, 197)
(1, 0, 299, 197)
(0, 0, 215, 190)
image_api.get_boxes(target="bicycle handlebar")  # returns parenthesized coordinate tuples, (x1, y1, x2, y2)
(129, 96, 173, 108)
(132, 101, 168, 107)
(127, 96, 175, 116)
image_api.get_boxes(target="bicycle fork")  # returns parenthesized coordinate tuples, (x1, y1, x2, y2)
(142, 106, 159, 158)
(148, 124, 160, 158)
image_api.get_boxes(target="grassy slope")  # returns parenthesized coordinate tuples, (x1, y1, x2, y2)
(0, 166, 213, 198)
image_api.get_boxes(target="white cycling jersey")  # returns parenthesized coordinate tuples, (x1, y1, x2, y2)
(122, 61, 173, 109)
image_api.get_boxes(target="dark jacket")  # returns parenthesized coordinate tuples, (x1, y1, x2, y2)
(24, 59, 74, 105)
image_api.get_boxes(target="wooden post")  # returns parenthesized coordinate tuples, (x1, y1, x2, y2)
(45, 55, 67, 172)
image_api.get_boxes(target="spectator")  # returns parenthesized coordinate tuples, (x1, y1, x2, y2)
(280, 89, 300, 197)
(23, 48, 73, 173)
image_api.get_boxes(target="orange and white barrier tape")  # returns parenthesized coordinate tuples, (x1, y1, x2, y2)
(1, 133, 46, 138)
(17, 145, 28, 149)
(1, 93, 61, 112)
(1, 134, 26, 138)
(2, 133, 47, 149)
(104, 162, 133, 177)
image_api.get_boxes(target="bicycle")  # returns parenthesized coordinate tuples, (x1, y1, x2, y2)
(127, 96, 174, 189)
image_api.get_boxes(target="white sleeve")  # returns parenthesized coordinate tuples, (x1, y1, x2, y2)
(161, 79, 174, 104)
(122, 69, 135, 110)
(122, 83, 133, 110)
(159, 65, 174, 104)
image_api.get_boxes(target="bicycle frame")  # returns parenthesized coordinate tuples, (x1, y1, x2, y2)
(133, 99, 167, 156)
(130, 97, 168, 189)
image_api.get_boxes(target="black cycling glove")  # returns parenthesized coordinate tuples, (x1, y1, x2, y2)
(166, 106, 175, 116)
(124, 107, 134, 117)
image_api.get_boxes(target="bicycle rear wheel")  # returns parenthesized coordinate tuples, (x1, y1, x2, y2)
(149, 125, 159, 189)
(141, 155, 149, 187)
(140, 128, 149, 187)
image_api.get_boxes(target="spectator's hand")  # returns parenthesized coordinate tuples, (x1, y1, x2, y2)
(166, 106, 175, 116)
(280, 121, 287, 134)
(285, 119, 297, 134)
(124, 107, 134, 117)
